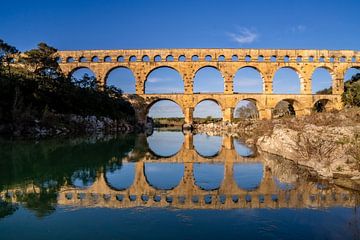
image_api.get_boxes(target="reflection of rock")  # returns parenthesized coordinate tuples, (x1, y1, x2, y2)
(262, 152, 300, 184)
(257, 124, 360, 182)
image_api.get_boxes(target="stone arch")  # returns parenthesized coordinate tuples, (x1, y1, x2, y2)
(193, 66, 224, 93)
(311, 66, 334, 94)
(313, 98, 335, 112)
(272, 98, 301, 118)
(66, 56, 74, 63)
(104, 66, 136, 93)
(145, 66, 184, 94)
(233, 66, 264, 93)
(68, 66, 96, 80)
(146, 98, 184, 116)
(104, 163, 135, 191)
(144, 163, 184, 190)
(233, 98, 260, 119)
(273, 66, 303, 94)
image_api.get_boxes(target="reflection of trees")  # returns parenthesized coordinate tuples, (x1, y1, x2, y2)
(0, 200, 18, 219)
(0, 135, 136, 217)
(17, 188, 58, 218)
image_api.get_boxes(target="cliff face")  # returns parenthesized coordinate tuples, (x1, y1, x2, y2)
(257, 124, 360, 179)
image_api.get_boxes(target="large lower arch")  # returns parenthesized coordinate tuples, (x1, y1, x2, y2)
(313, 99, 334, 112)
(311, 67, 333, 94)
(105, 66, 136, 93)
(194, 163, 224, 190)
(144, 163, 184, 190)
(272, 99, 300, 118)
(233, 66, 263, 93)
(193, 66, 224, 93)
(145, 66, 184, 94)
(233, 99, 259, 120)
(193, 99, 223, 122)
(104, 163, 135, 190)
(273, 67, 302, 94)
(147, 99, 184, 128)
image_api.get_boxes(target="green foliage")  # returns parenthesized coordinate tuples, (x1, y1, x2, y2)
(0, 39, 135, 135)
(0, 39, 19, 76)
(342, 73, 360, 107)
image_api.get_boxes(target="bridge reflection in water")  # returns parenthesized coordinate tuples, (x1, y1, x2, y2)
(1, 133, 359, 210)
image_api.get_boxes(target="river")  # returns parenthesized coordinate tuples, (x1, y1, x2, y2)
(0, 130, 359, 240)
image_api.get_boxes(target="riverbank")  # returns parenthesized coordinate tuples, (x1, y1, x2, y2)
(0, 113, 140, 139)
(193, 107, 360, 189)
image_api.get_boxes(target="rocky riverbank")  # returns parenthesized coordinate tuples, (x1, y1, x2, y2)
(0, 113, 140, 139)
(193, 107, 360, 189)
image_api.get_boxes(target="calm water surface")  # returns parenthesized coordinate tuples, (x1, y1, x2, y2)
(0, 130, 359, 240)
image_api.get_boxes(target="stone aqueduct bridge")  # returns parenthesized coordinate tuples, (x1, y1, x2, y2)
(2, 135, 359, 210)
(56, 48, 360, 122)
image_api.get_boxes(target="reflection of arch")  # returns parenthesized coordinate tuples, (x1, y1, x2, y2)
(194, 163, 224, 190)
(273, 66, 303, 94)
(193, 134, 223, 158)
(144, 163, 184, 190)
(233, 163, 263, 191)
(233, 66, 265, 93)
(146, 131, 185, 158)
(104, 164, 135, 191)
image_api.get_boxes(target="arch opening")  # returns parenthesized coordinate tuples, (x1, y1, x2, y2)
(105, 67, 136, 93)
(233, 99, 259, 120)
(105, 163, 135, 190)
(193, 133, 222, 157)
(233, 163, 263, 191)
(233, 139, 254, 157)
(313, 99, 333, 113)
(233, 67, 263, 93)
(147, 100, 184, 130)
(70, 169, 96, 189)
(343, 67, 360, 106)
(312, 67, 333, 94)
(193, 99, 222, 123)
(193, 66, 224, 93)
(194, 163, 224, 190)
(273, 67, 301, 94)
(69, 67, 97, 88)
(145, 67, 184, 94)
(146, 129, 184, 157)
(272, 99, 298, 118)
(144, 163, 184, 190)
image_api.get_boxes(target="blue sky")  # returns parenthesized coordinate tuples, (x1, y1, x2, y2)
(1, 0, 359, 118)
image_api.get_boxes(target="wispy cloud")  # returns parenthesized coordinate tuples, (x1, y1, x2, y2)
(227, 27, 258, 44)
(291, 25, 306, 33)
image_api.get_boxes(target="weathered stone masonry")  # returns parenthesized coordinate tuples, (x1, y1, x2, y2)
(56, 48, 360, 123)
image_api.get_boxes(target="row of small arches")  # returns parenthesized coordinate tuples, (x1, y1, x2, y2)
(64, 191, 345, 205)
(62, 54, 358, 64)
